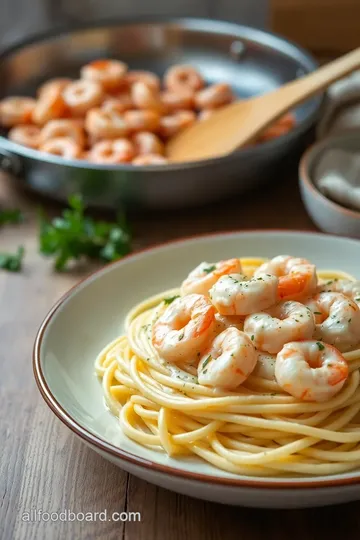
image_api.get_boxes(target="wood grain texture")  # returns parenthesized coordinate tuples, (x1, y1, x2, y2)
(1, 162, 359, 540)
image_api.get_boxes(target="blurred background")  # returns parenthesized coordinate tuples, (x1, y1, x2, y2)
(1, 0, 358, 56)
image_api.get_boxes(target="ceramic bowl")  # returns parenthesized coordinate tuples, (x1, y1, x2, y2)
(299, 131, 360, 237)
(33, 231, 360, 508)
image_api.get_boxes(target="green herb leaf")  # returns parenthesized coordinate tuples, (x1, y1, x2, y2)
(38, 194, 131, 271)
(163, 295, 180, 305)
(203, 265, 216, 274)
(316, 342, 325, 351)
(314, 311, 322, 315)
(202, 355, 212, 370)
(251, 335, 254, 341)
(0, 246, 25, 272)
(0, 208, 24, 226)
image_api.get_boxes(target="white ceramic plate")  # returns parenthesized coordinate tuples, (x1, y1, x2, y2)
(34, 231, 360, 508)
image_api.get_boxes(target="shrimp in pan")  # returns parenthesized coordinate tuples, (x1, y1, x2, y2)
(306, 292, 360, 352)
(209, 272, 278, 315)
(180, 259, 241, 297)
(318, 279, 360, 308)
(275, 341, 349, 402)
(244, 300, 315, 354)
(255, 255, 317, 300)
(198, 328, 257, 390)
(152, 294, 215, 363)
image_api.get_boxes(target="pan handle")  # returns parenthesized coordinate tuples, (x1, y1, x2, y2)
(0, 141, 23, 176)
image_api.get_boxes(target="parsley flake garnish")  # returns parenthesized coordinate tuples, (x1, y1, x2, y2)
(202, 355, 212, 369)
(203, 265, 216, 274)
(164, 295, 180, 305)
(316, 342, 325, 351)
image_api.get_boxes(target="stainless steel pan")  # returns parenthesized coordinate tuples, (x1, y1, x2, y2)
(0, 17, 322, 210)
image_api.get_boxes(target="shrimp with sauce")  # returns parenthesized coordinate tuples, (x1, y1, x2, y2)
(85, 108, 128, 139)
(152, 294, 215, 363)
(244, 300, 315, 354)
(88, 139, 135, 164)
(209, 272, 278, 315)
(80, 59, 127, 91)
(306, 292, 360, 352)
(254, 255, 317, 300)
(197, 327, 257, 390)
(62, 80, 104, 117)
(164, 65, 204, 93)
(275, 341, 349, 402)
(318, 279, 360, 308)
(181, 259, 242, 297)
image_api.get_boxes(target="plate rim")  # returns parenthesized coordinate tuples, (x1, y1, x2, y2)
(33, 229, 360, 490)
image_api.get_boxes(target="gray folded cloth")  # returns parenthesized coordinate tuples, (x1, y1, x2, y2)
(313, 72, 360, 211)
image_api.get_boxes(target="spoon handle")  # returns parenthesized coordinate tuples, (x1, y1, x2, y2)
(266, 47, 360, 113)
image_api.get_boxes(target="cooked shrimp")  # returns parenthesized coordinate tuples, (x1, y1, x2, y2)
(306, 292, 360, 352)
(181, 259, 242, 297)
(252, 353, 276, 381)
(275, 341, 349, 402)
(38, 78, 71, 98)
(32, 88, 67, 125)
(102, 92, 133, 113)
(213, 313, 244, 334)
(159, 110, 196, 138)
(131, 82, 163, 112)
(161, 89, 194, 113)
(132, 154, 168, 166)
(164, 65, 204, 93)
(209, 272, 279, 316)
(244, 300, 315, 354)
(40, 137, 82, 160)
(123, 110, 160, 133)
(254, 255, 317, 300)
(318, 279, 360, 308)
(194, 83, 233, 109)
(80, 59, 127, 91)
(40, 119, 85, 147)
(0, 97, 36, 127)
(88, 139, 135, 164)
(132, 131, 164, 156)
(125, 71, 161, 91)
(8, 124, 41, 149)
(198, 328, 257, 389)
(85, 108, 127, 139)
(152, 294, 215, 363)
(62, 80, 103, 116)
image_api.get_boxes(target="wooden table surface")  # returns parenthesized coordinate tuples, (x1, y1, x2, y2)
(2, 165, 360, 540)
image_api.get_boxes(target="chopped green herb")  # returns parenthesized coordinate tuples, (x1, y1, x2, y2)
(251, 335, 254, 341)
(0, 208, 24, 226)
(316, 342, 325, 351)
(202, 355, 212, 370)
(203, 369, 208, 374)
(0, 246, 25, 272)
(164, 295, 180, 305)
(178, 331, 185, 341)
(314, 311, 322, 315)
(39, 194, 131, 271)
(203, 265, 216, 274)
(356, 297, 360, 302)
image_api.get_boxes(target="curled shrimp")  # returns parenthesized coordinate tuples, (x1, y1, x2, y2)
(0, 97, 36, 127)
(255, 255, 317, 300)
(132, 131, 164, 156)
(252, 353, 276, 381)
(181, 259, 242, 297)
(159, 110, 196, 138)
(318, 278, 360, 308)
(80, 59, 127, 91)
(32, 88, 67, 125)
(244, 300, 315, 354)
(63, 80, 103, 117)
(152, 294, 215, 364)
(198, 328, 257, 390)
(161, 89, 194, 113)
(38, 78, 71, 98)
(8, 124, 41, 149)
(85, 108, 127, 139)
(306, 292, 360, 352)
(131, 82, 163, 112)
(195, 83, 233, 109)
(88, 139, 135, 164)
(102, 92, 133, 114)
(164, 65, 204, 92)
(123, 110, 160, 133)
(40, 137, 82, 160)
(125, 71, 161, 91)
(40, 119, 85, 147)
(132, 154, 168, 166)
(209, 272, 279, 316)
(275, 341, 349, 402)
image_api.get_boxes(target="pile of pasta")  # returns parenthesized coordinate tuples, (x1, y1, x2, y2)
(95, 258, 360, 477)
(0, 60, 295, 165)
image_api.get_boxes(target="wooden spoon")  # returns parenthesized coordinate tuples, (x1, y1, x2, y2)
(167, 47, 360, 163)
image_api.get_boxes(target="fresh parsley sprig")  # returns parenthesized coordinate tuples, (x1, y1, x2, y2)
(0, 246, 25, 272)
(0, 208, 24, 226)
